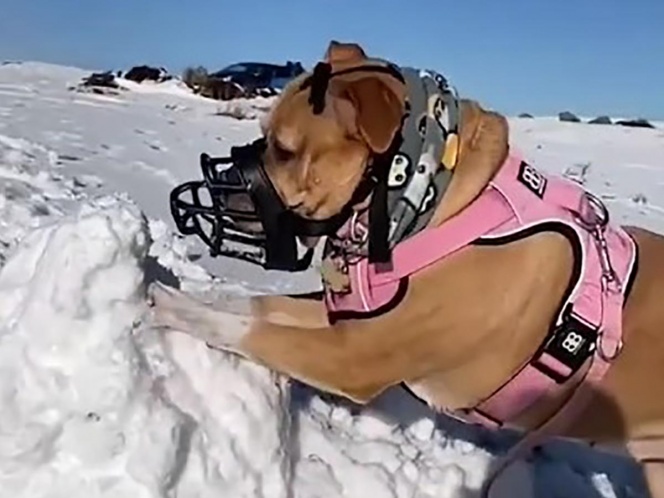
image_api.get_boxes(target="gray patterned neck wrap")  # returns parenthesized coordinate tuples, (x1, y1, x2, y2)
(324, 62, 461, 262)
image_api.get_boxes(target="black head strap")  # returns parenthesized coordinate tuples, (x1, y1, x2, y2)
(298, 61, 407, 265)
(299, 62, 405, 116)
(306, 62, 332, 115)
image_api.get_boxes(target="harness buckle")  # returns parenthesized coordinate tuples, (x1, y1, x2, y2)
(530, 308, 598, 384)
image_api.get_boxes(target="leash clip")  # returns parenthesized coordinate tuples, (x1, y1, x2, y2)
(575, 192, 622, 295)
(575, 191, 609, 231)
(349, 210, 370, 245)
(327, 210, 370, 264)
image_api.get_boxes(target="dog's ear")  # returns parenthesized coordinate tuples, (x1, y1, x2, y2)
(321, 40, 406, 153)
(332, 75, 406, 154)
(324, 40, 368, 65)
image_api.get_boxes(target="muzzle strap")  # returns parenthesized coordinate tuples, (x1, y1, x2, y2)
(368, 156, 392, 264)
(299, 61, 407, 264)
(300, 61, 405, 117)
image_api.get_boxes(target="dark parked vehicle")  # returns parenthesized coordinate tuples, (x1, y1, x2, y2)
(123, 65, 172, 83)
(209, 61, 305, 96)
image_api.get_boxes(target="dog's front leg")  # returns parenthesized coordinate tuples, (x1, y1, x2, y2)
(643, 462, 664, 498)
(148, 282, 413, 404)
(625, 438, 664, 498)
(148, 281, 252, 355)
(148, 282, 328, 346)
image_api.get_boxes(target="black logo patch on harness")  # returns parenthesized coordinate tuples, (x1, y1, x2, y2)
(531, 312, 598, 384)
(517, 161, 547, 198)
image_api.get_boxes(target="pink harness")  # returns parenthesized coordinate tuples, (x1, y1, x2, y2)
(323, 149, 638, 430)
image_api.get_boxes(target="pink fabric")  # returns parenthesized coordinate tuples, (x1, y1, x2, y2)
(323, 148, 637, 429)
(324, 188, 514, 313)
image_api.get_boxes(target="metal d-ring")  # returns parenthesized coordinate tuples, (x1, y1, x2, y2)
(597, 333, 624, 362)
(575, 191, 609, 232)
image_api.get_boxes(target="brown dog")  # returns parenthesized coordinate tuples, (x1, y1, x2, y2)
(150, 41, 664, 496)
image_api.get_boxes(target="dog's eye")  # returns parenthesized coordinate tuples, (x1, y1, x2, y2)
(272, 141, 294, 162)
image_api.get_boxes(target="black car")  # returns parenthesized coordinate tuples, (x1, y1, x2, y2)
(209, 61, 305, 94)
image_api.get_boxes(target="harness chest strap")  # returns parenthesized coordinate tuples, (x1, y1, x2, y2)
(325, 151, 637, 430)
(457, 156, 636, 429)
(480, 246, 631, 498)
(323, 186, 516, 315)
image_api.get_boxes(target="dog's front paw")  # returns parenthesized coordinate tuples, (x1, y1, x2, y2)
(147, 281, 251, 352)
(148, 281, 205, 333)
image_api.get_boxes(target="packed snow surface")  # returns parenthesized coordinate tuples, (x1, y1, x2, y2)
(1, 61, 663, 497)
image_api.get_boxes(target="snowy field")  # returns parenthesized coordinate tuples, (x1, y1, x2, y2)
(1, 61, 663, 498)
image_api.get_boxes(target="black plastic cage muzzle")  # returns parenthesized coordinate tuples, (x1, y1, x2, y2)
(169, 138, 358, 272)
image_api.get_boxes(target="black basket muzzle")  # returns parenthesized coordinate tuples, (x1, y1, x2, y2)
(169, 137, 358, 272)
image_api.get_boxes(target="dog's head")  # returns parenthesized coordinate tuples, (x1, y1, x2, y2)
(258, 41, 407, 232)
(172, 40, 507, 269)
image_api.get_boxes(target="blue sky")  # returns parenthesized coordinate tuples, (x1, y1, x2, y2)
(1, 0, 663, 119)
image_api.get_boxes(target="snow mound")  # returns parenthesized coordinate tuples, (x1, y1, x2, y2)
(0, 193, 504, 498)
(0, 197, 291, 498)
(212, 96, 277, 121)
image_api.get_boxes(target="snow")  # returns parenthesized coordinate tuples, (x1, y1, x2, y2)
(0, 60, 661, 498)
